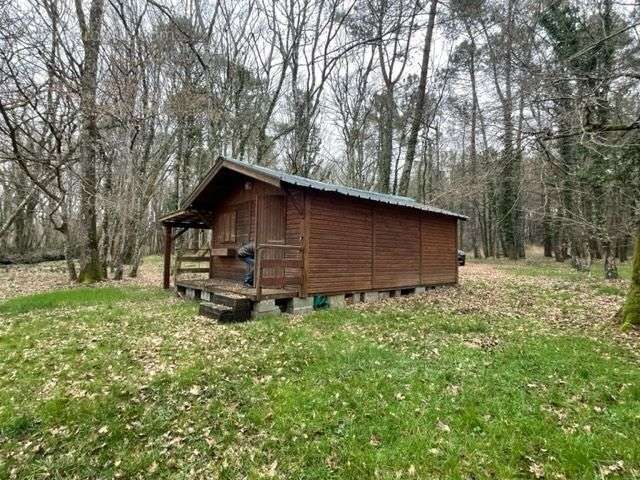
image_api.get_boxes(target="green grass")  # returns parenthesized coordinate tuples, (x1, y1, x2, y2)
(1, 259, 639, 478)
(0, 286, 156, 315)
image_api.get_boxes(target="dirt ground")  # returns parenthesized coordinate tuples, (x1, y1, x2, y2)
(0, 258, 164, 300)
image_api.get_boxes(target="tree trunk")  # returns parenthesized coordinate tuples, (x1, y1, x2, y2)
(398, 0, 438, 196)
(622, 231, 640, 327)
(100, 148, 112, 278)
(377, 87, 394, 193)
(75, 0, 106, 283)
(617, 235, 630, 262)
(54, 221, 77, 282)
(570, 238, 592, 272)
(603, 239, 618, 280)
(467, 32, 480, 259)
(0, 189, 38, 241)
(542, 186, 553, 257)
(492, 0, 518, 260)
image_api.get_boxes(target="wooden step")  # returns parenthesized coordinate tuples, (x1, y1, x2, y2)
(210, 292, 253, 311)
(199, 302, 251, 322)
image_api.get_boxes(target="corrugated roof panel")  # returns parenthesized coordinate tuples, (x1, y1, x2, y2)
(222, 158, 468, 220)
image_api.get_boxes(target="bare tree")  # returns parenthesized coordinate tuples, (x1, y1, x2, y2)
(75, 0, 106, 282)
(398, 0, 438, 196)
(330, 45, 377, 188)
(369, 0, 417, 193)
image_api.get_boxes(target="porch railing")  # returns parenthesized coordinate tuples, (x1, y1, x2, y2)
(173, 248, 213, 284)
(255, 244, 303, 301)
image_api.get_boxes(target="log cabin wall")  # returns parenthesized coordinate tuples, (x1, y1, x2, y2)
(421, 213, 458, 286)
(209, 181, 281, 282)
(373, 206, 422, 289)
(207, 181, 305, 285)
(200, 179, 458, 290)
(283, 188, 305, 288)
(303, 190, 458, 295)
(305, 190, 374, 294)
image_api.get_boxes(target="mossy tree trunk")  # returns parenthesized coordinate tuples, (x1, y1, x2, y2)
(75, 0, 106, 283)
(622, 231, 640, 327)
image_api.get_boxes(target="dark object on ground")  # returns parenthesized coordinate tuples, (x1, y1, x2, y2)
(458, 250, 466, 266)
(313, 295, 328, 309)
(0, 251, 66, 265)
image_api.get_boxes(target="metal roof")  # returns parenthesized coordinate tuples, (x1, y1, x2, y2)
(219, 157, 468, 220)
(168, 156, 468, 222)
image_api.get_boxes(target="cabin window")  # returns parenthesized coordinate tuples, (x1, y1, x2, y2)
(216, 211, 237, 244)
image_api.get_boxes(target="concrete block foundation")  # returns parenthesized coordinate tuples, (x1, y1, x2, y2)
(252, 299, 281, 318)
(363, 291, 379, 303)
(328, 294, 346, 308)
(289, 297, 314, 314)
(324, 286, 431, 309)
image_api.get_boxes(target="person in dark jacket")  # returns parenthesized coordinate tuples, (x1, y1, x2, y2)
(237, 241, 255, 287)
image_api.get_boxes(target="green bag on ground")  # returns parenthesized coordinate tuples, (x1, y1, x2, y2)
(313, 295, 328, 310)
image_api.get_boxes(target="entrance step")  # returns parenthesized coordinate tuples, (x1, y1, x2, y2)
(199, 301, 252, 322)
(209, 292, 253, 311)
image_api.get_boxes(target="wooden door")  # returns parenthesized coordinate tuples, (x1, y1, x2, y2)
(258, 194, 286, 288)
(258, 195, 286, 244)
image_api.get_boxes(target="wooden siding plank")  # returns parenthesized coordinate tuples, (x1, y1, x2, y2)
(421, 214, 457, 285)
(305, 189, 458, 295)
(260, 259, 303, 269)
(371, 207, 420, 289)
(306, 192, 373, 293)
(261, 276, 302, 288)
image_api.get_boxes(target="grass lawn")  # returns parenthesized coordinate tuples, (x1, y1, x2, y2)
(1, 258, 639, 478)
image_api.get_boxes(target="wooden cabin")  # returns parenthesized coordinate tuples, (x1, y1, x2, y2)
(159, 156, 467, 319)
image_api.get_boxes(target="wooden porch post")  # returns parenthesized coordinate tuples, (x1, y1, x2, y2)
(163, 224, 172, 289)
(209, 228, 214, 279)
(254, 191, 261, 300)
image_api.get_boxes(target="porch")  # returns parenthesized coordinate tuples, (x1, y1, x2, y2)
(159, 205, 304, 304)
(175, 277, 299, 301)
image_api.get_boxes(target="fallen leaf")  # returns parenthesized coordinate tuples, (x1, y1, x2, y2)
(529, 462, 544, 478)
(266, 460, 278, 477)
(436, 420, 451, 433)
(600, 461, 624, 477)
